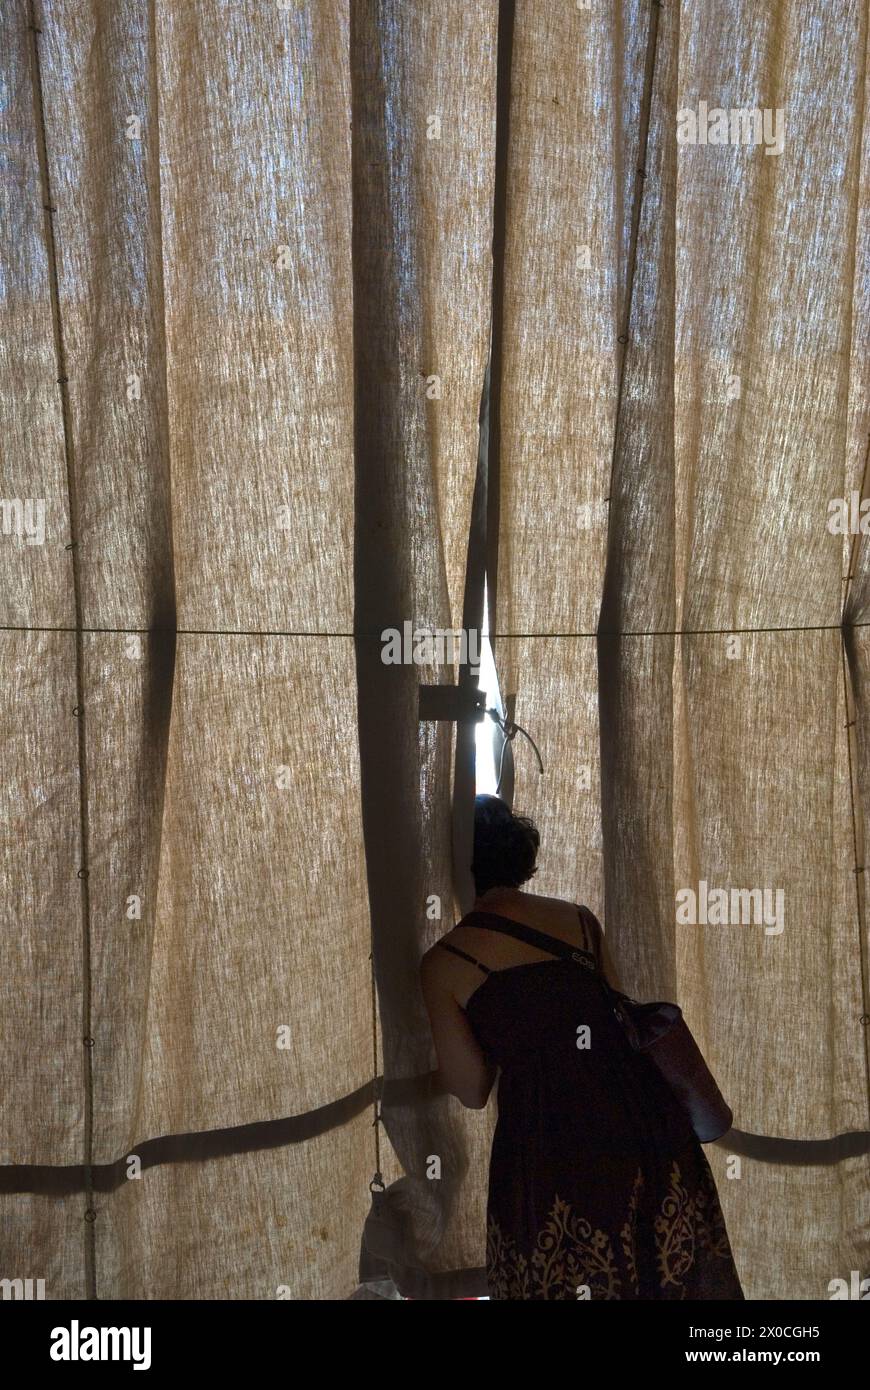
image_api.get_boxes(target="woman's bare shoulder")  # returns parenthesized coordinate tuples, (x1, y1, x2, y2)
(526, 893, 594, 942)
(465, 892, 591, 945)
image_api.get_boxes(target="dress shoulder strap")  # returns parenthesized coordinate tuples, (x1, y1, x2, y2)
(575, 903, 601, 959)
(436, 941, 491, 975)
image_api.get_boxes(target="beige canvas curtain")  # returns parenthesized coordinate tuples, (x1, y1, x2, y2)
(1, 0, 868, 1300)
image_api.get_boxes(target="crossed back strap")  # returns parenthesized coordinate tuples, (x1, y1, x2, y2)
(470, 907, 598, 967)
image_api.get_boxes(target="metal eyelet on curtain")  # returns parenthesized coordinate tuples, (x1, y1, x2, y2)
(83, 1037, 95, 1047)
(84, 1209, 97, 1223)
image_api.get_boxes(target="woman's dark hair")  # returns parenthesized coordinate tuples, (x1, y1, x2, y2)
(471, 794, 540, 896)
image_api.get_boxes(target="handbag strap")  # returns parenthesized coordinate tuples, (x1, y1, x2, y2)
(469, 909, 599, 969)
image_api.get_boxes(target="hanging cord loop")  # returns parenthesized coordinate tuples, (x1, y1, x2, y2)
(486, 706, 544, 794)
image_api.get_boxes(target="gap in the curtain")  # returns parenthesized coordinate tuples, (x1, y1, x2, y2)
(475, 577, 504, 796)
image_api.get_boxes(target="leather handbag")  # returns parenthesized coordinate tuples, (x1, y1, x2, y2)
(600, 980, 733, 1143)
(570, 905, 733, 1143)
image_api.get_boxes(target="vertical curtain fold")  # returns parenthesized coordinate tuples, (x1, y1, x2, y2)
(350, 0, 499, 1295)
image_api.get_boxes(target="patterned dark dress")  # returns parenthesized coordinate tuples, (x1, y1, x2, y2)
(439, 908, 744, 1301)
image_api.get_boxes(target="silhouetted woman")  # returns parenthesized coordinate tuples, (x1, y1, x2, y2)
(421, 794, 744, 1300)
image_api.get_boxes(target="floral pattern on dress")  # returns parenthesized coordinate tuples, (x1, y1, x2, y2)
(486, 1160, 740, 1300)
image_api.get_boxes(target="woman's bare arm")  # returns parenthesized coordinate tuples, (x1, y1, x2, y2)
(420, 949, 498, 1109)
